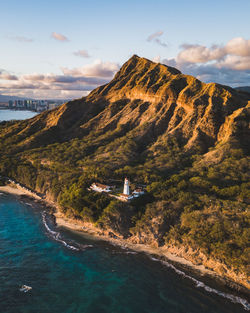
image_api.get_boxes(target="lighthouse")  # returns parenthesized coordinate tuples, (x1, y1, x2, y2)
(123, 178, 130, 195)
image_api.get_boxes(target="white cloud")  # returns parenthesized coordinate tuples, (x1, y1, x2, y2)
(147, 31, 164, 42)
(73, 49, 90, 58)
(0, 70, 18, 80)
(1, 89, 87, 100)
(176, 37, 250, 68)
(152, 56, 161, 63)
(51, 32, 69, 42)
(226, 37, 250, 57)
(177, 44, 225, 63)
(217, 55, 250, 71)
(62, 60, 119, 78)
(0, 60, 120, 99)
(159, 37, 250, 86)
(147, 31, 167, 47)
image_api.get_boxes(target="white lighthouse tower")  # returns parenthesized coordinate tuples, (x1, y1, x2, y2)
(123, 178, 130, 195)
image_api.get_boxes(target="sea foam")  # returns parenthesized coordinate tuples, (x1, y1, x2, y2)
(42, 211, 93, 252)
(150, 257, 250, 311)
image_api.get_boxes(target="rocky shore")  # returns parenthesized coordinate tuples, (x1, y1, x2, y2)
(0, 183, 249, 295)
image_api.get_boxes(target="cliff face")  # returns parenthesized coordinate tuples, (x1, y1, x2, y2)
(0, 55, 249, 289)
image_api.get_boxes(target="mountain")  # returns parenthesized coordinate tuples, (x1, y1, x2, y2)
(0, 94, 31, 102)
(0, 55, 249, 289)
(1, 55, 249, 152)
(235, 86, 250, 94)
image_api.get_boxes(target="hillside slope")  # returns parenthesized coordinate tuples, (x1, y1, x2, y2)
(0, 55, 249, 288)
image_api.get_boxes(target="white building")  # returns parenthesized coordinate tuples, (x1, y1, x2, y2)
(132, 188, 145, 197)
(90, 182, 111, 193)
(119, 193, 134, 201)
(89, 178, 145, 202)
(118, 178, 134, 201)
(123, 178, 130, 195)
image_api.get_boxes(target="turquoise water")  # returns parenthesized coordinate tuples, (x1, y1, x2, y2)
(0, 193, 249, 313)
(0, 110, 37, 122)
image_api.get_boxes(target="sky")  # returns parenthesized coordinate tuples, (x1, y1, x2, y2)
(0, 0, 250, 99)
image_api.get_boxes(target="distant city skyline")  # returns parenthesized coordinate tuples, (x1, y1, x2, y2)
(1, 0, 250, 99)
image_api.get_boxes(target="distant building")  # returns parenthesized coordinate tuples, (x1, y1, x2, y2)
(119, 193, 134, 201)
(17, 100, 24, 108)
(26, 100, 32, 109)
(90, 182, 112, 193)
(132, 188, 145, 197)
(89, 178, 145, 202)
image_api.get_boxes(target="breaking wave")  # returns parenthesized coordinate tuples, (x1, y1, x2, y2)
(42, 211, 93, 252)
(150, 257, 250, 311)
(25, 202, 33, 207)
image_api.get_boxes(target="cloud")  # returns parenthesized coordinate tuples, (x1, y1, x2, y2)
(0, 80, 98, 91)
(161, 58, 250, 87)
(157, 37, 250, 87)
(0, 60, 120, 99)
(9, 36, 33, 42)
(0, 89, 86, 100)
(22, 73, 108, 85)
(73, 50, 90, 58)
(0, 70, 18, 80)
(177, 44, 225, 63)
(51, 32, 69, 42)
(147, 31, 163, 42)
(177, 37, 250, 68)
(217, 55, 250, 71)
(62, 60, 119, 78)
(147, 31, 167, 47)
(226, 37, 250, 57)
(161, 44, 250, 87)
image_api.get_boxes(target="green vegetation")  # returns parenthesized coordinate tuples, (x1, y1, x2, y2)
(0, 176, 6, 186)
(0, 55, 249, 280)
(0, 132, 249, 275)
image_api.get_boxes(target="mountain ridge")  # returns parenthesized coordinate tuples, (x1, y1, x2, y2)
(2, 55, 249, 153)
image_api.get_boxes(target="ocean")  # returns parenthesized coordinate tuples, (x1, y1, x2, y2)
(0, 192, 249, 313)
(0, 109, 38, 122)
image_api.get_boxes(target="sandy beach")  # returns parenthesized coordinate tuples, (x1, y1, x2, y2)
(0, 185, 41, 199)
(55, 212, 215, 276)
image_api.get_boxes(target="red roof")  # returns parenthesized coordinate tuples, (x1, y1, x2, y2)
(93, 183, 110, 189)
(120, 193, 132, 198)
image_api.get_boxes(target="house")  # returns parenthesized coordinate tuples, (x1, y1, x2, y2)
(119, 193, 134, 201)
(90, 182, 112, 193)
(132, 188, 145, 197)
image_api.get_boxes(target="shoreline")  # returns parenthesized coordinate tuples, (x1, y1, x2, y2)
(0, 185, 42, 199)
(0, 183, 249, 296)
(55, 212, 215, 275)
